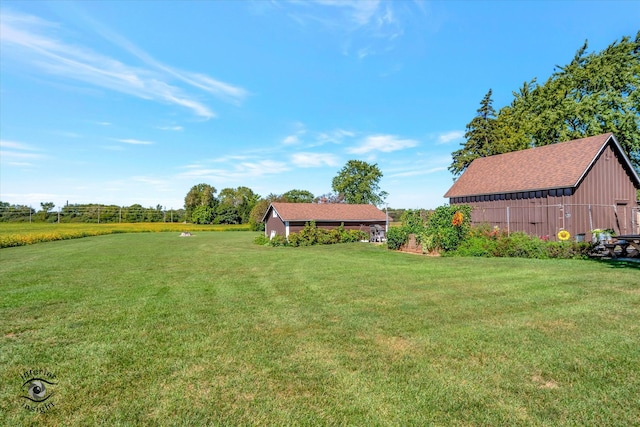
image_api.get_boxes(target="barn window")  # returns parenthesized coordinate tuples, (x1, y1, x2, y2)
(550, 189, 557, 197)
(536, 191, 542, 198)
(563, 188, 572, 196)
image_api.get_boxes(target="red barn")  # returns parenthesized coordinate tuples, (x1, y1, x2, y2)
(262, 202, 387, 240)
(444, 133, 640, 240)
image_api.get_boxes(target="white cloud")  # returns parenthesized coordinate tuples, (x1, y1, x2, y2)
(388, 166, 447, 178)
(0, 140, 45, 160)
(158, 125, 183, 131)
(347, 134, 418, 154)
(315, 129, 355, 145)
(437, 130, 465, 144)
(116, 138, 154, 145)
(282, 0, 407, 58)
(290, 152, 340, 167)
(0, 140, 39, 151)
(177, 159, 289, 181)
(283, 135, 301, 145)
(0, 10, 248, 119)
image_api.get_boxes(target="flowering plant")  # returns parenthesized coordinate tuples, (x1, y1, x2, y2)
(452, 211, 464, 227)
(557, 230, 571, 241)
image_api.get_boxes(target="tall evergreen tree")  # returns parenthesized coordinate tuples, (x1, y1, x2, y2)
(450, 89, 501, 175)
(450, 32, 640, 174)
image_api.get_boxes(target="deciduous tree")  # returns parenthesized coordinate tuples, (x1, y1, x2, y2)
(331, 160, 387, 205)
(184, 183, 217, 222)
(282, 189, 315, 203)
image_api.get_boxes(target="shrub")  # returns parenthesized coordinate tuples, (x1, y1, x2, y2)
(449, 228, 596, 259)
(253, 234, 270, 245)
(269, 234, 288, 247)
(420, 205, 472, 252)
(386, 226, 407, 250)
(286, 222, 368, 247)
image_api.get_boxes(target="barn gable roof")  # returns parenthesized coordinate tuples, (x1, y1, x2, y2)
(444, 133, 640, 198)
(262, 202, 386, 222)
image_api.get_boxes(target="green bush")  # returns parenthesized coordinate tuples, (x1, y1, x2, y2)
(253, 234, 270, 245)
(386, 226, 407, 250)
(286, 222, 367, 247)
(420, 205, 472, 252)
(449, 229, 595, 259)
(269, 234, 288, 247)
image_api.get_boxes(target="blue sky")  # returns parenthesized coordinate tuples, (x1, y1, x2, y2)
(1, 1, 639, 210)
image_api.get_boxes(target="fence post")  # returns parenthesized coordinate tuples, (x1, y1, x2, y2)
(506, 206, 510, 236)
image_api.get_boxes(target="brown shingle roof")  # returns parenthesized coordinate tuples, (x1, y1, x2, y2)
(265, 202, 386, 222)
(444, 133, 633, 198)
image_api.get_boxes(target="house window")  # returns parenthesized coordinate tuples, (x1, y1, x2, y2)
(272, 209, 277, 218)
(270, 230, 276, 239)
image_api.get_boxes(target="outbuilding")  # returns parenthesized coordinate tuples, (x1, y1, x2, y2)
(262, 202, 387, 240)
(444, 133, 640, 240)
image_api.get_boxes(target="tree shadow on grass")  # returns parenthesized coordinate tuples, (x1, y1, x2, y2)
(588, 257, 640, 270)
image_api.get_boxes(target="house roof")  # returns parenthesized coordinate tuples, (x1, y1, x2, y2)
(444, 133, 640, 198)
(263, 202, 387, 222)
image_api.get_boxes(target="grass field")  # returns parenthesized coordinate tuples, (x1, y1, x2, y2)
(1, 231, 639, 425)
(0, 222, 249, 248)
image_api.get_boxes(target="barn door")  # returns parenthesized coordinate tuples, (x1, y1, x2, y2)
(615, 203, 628, 235)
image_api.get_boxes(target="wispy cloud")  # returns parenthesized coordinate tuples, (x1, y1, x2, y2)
(177, 159, 289, 181)
(0, 140, 45, 160)
(116, 138, 154, 145)
(0, 10, 248, 119)
(437, 130, 465, 144)
(291, 152, 340, 167)
(347, 134, 418, 154)
(388, 166, 447, 178)
(0, 140, 39, 151)
(281, 122, 307, 145)
(282, 0, 407, 58)
(315, 129, 354, 145)
(157, 125, 183, 131)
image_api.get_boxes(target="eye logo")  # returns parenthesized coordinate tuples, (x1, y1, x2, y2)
(23, 378, 56, 402)
(19, 369, 58, 413)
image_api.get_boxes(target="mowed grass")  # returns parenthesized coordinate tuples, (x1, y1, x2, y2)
(1, 232, 639, 426)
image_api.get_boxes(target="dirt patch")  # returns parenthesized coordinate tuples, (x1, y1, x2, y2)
(532, 374, 559, 389)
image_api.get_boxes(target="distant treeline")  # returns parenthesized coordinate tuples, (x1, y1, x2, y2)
(1, 201, 413, 225)
(0, 202, 187, 223)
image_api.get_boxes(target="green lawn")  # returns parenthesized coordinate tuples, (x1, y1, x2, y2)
(1, 232, 639, 426)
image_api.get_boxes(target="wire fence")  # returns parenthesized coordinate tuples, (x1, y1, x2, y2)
(467, 203, 639, 239)
(0, 204, 187, 224)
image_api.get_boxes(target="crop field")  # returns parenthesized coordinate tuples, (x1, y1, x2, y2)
(0, 222, 249, 248)
(1, 231, 639, 425)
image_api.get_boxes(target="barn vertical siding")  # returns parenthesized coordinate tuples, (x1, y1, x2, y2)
(451, 141, 639, 240)
(264, 207, 286, 237)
